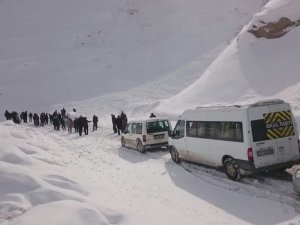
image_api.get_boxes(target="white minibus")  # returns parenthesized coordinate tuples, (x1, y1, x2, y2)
(168, 99, 300, 180)
(121, 117, 171, 153)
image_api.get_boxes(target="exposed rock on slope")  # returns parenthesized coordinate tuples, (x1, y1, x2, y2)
(248, 17, 300, 39)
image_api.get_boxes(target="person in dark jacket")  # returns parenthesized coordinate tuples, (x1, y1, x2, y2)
(116, 115, 122, 135)
(77, 116, 84, 136)
(52, 115, 60, 130)
(33, 113, 39, 126)
(150, 113, 156, 118)
(93, 115, 98, 131)
(111, 114, 117, 133)
(120, 111, 128, 133)
(28, 112, 33, 122)
(4, 110, 11, 120)
(83, 117, 90, 135)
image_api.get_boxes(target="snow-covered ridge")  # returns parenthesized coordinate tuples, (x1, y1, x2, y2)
(156, 0, 300, 117)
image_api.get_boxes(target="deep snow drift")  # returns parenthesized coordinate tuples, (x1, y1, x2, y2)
(1, 121, 300, 225)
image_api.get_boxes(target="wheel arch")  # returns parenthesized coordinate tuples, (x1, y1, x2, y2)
(222, 155, 233, 164)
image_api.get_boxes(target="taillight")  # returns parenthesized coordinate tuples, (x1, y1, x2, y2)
(247, 148, 254, 162)
(143, 135, 146, 142)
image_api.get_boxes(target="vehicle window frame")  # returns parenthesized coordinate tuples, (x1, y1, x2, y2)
(186, 121, 244, 142)
(172, 120, 185, 139)
(136, 123, 143, 134)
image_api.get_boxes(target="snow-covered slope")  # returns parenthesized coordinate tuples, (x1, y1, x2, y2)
(0, 0, 264, 119)
(156, 0, 300, 116)
(1, 121, 300, 225)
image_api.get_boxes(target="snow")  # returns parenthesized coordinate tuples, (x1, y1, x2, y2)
(1, 122, 300, 225)
(1, 0, 300, 224)
(156, 0, 300, 117)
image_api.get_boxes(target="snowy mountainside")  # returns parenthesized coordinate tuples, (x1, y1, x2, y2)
(0, 0, 264, 119)
(156, 0, 300, 117)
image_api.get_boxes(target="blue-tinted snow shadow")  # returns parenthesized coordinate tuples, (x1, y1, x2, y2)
(117, 147, 168, 164)
(165, 160, 300, 225)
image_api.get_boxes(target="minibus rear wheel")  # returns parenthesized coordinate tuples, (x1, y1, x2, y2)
(170, 146, 180, 163)
(224, 157, 241, 181)
(136, 140, 146, 153)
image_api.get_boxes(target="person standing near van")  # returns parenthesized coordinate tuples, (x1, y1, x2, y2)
(150, 113, 156, 118)
(116, 115, 123, 135)
(111, 114, 117, 133)
(93, 115, 98, 131)
(120, 111, 128, 133)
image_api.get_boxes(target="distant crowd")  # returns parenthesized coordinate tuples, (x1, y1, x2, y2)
(3, 109, 161, 137)
(4, 108, 128, 136)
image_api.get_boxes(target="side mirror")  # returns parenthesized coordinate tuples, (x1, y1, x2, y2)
(168, 130, 172, 137)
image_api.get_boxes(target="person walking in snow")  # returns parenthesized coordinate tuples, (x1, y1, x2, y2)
(66, 117, 73, 133)
(116, 115, 122, 135)
(28, 112, 33, 122)
(93, 115, 98, 131)
(120, 111, 128, 133)
(111, 114, 117, 134)
(150, 112, 156, 118)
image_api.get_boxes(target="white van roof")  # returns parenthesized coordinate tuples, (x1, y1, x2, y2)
(180, 99, 288, 120)
(193, 99, 286, 111)
(128, 117, 170, 124)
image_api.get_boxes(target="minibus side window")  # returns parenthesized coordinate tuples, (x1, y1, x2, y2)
(136, 123, 143, 134)
(132, 123, 136, 134)
(172, 120, 185, 139)
(125, 123, 132, 134)
(186, 121, 243, 142)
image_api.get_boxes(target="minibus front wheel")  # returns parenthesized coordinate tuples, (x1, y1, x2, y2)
(224, 157, 241, 181)
(170, 146, 180, 163)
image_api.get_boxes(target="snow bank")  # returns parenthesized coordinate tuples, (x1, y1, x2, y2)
(0, 122, 121, 224)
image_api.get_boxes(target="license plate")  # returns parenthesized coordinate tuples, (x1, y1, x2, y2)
(154, 134, 165, 139)
(257, 148, 274, 157)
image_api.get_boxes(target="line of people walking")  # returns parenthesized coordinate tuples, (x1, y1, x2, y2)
(4, 108, 99, 137)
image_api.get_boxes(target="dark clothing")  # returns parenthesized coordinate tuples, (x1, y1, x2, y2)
(116, 116, 122, 135)
(93, 115, 98, 131)
(33, 113, 39, 127)
(150, 113, 156, 118)
(120, 112, 128, 133)
(53, 116, 60, 130)
(111, 115, 117, 133)
(29, 112, 33, 122)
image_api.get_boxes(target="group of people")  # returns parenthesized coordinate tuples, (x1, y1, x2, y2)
(4, 108, 99, 137)
(111, 111, 128, 135)
(4, 109, 159, 137)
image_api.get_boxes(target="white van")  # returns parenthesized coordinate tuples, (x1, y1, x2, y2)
(121, 117, 172, 153)
(168, 99, 300, 180)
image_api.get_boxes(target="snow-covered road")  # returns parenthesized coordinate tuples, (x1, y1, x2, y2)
(20, 123, 300, 225)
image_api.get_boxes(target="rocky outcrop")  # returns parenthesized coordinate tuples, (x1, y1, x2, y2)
(248, 17, 300, 39)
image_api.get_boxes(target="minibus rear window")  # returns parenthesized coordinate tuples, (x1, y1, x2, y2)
(251, 119, 267, 142)
(146, 120, 170, 133)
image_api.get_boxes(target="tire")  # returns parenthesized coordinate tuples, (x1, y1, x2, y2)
(136, 141, 146, 153)
(121, 137, 126, 147)
(224, 157, 241, 181)
(170, 146, 180, 163)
